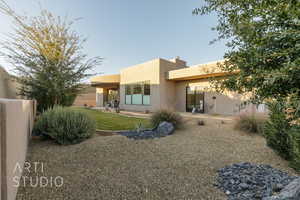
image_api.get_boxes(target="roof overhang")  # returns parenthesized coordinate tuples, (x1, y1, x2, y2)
(167, 72, 235, 81)
(90, 74, 120, 88)
(166, 60, 237, 81)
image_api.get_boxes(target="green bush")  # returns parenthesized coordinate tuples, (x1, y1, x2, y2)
(234, 113, 266, 134)
(33, 106, 96, 145)
(264, 98, 300, 171)
(289, 127, 300, 170)
(150, 109, 183, 129)
(264, 101, 292, 159)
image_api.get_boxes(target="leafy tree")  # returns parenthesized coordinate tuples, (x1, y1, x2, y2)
(195, 1, 300, 171)
(194, 0, 300, 102)
(0, 0, 101, 111)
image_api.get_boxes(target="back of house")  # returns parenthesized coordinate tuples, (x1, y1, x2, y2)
(90, 57, 267, 115)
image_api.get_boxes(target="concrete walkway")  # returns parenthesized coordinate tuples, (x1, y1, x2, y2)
(179, 112, 234, 121)
(91, 106, 234, 121)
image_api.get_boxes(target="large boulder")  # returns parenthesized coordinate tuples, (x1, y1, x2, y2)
(156, 121, 175, 136)
(263, 178, 300, 200)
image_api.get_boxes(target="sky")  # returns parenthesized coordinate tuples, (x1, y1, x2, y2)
(0, 0, 227, 75)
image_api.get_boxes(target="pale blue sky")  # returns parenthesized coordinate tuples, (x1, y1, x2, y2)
(0, 0, 227, 75)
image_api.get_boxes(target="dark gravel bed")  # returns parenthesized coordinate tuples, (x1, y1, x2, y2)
(118, 129, 163, 139)
(216, 162, 298, 200)
(118, 121, 175, 140)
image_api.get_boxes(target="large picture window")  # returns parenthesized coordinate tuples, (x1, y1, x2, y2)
(125, 81, 150, 105)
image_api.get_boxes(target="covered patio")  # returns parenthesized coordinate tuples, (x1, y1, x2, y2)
(90, 74, 120, 107)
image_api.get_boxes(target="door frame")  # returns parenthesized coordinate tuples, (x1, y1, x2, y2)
(186, 86, 205, 113)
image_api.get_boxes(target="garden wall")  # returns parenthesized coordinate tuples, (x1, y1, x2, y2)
(73, 86, 96, 107)
(0, 99, 36, 200)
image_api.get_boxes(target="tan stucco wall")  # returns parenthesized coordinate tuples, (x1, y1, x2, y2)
(119, 59, 160, 112)
(73, 86, 96, 107)
(167, 60, 224, 81)
(0, 67, 18, 99)
(0, 99, 35, 200)
(158, 59, 185, 111)
(174, 79, 249, 115)
(118, 58, 186, 112)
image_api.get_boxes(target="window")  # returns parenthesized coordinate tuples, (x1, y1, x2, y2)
(132, 83, 142, 104)
(125, 85, 132, 104)
(143, 81, 150, 105)
(125, 81, 150, 105)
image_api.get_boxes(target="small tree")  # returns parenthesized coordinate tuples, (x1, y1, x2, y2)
(0, 0, 101, 111)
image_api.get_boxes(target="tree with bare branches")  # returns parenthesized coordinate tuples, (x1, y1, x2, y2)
(0, 0, 101, 111)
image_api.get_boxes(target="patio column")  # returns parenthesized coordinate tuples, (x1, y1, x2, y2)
(96, 88, 104, 107)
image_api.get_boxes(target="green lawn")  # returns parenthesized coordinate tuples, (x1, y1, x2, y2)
(71, 107, 151, 130)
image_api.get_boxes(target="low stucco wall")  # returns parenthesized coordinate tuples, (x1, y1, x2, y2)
(0, 67, 18, 99)
(73, 86, 96, 107)
(0, 99, 35, 200)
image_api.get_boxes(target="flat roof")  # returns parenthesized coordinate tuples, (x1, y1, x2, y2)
(90, 59, 233, 85)
(166, 60, 229, 81)
(90, 74, 120, 87)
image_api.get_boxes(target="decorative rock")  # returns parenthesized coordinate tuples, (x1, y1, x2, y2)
(216, 162, 298, 200)
(239, 183, 249, 190)
(273, 183, 284, 192)
(263, 178, 300, 200)
(118, 121, 175, 140)
(156, 121, 175, 136)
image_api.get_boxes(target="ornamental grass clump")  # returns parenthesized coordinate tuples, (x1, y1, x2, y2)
(234, 113, 266, 134)
(33, 106, 96, 145)
(150, 109, 183, 129)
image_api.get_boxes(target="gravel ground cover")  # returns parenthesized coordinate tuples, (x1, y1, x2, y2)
(17, 117, 298, 200)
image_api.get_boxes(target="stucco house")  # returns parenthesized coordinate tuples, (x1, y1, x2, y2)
(90, 57, 263, 115)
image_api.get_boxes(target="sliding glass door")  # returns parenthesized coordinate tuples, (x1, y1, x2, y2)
(186, 86, 204, 113)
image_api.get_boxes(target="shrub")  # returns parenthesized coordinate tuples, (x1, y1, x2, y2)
(264, 97, 300, 171)
(289, 127, 300, 170)
(264, 101, 292, 159)
(150, 109, 183, 129)
(33, 106, 96, 145)
(234, 113, 266, 134)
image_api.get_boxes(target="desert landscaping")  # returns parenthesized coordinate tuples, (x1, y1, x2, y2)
(16, 116, 298, 200)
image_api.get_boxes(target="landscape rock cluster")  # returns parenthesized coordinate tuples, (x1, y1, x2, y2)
(118, 121, 174, 140)
(216, 162, 299, 200)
